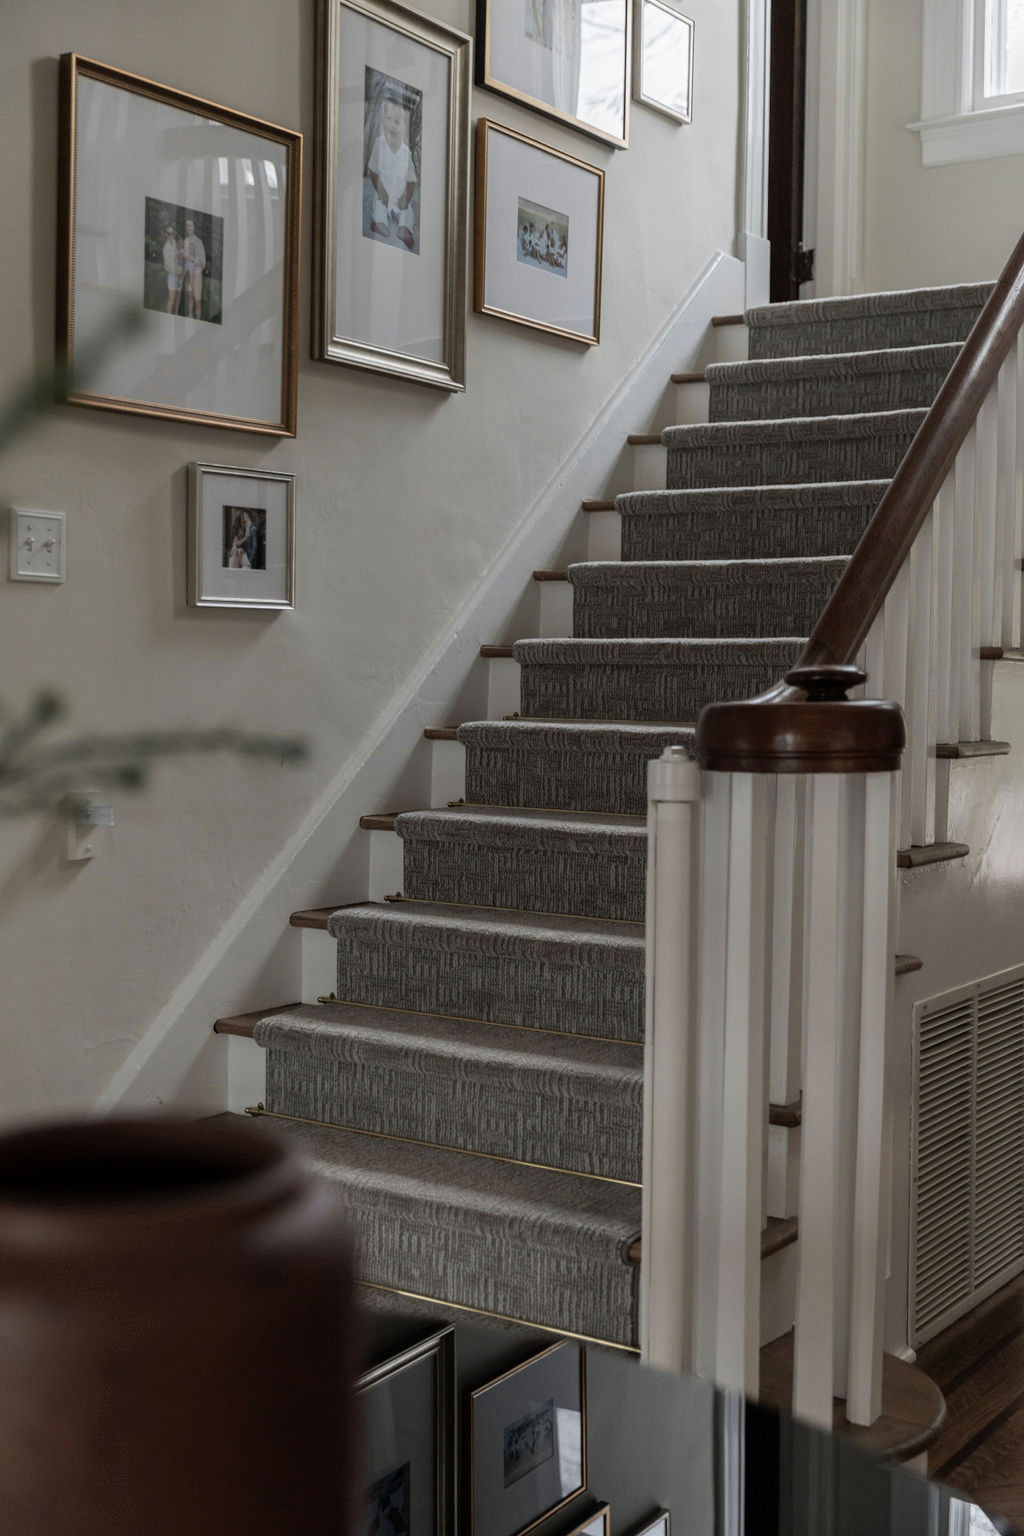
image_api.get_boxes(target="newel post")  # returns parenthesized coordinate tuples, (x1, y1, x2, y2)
(695, 665, 905, 1430)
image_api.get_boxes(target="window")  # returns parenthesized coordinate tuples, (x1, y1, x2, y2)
(911, 0, 1024, 164)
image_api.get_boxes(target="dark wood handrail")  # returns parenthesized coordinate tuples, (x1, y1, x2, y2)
(696, 231, 1024, 772)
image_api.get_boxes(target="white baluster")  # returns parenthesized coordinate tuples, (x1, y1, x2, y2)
(1012, 330, 1024, 651)
(641, 747, 701, 1371)
(998, 352, 1019, 649)
(794, 773, 843, 1429)
(767, 776, 805, 1220)
(846, 770, 899, 1424)
(715, 772, 773, 1398)
(906, 510, 937, 846)
(953, 426, 979, 742)
(975, 387, 1000, 665)
(932, 479, 957, 749)
(881, 562, 911, 847)
(862, 608, 885, 698)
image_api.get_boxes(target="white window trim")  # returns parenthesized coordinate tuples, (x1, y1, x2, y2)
(910, 0, 1024, 164)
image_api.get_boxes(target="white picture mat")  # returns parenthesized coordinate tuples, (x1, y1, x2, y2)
(483, 130, 600, 336)
(640, 1, 692, 119)
(333, 8, 450, 364)
(363, 1351, 437, 1536)
(73, 76, 288, 425)
(199, 470, 291, 604)
(472, 1344, 584, 1536)
(488, 0, 628, 139)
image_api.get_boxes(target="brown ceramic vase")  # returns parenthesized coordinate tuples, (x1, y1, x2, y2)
(0, 1115, 360, 1534)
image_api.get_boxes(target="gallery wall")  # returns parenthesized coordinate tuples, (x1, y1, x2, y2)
(0, 0, 742, 1119)
(859, 0, 1024, 289)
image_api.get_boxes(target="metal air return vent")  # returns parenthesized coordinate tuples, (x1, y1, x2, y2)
(911, 966, 1024, 1347)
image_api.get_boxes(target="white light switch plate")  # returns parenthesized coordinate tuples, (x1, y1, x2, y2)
(10, 507, 66, 582)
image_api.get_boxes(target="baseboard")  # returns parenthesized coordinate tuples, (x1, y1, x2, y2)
(94, 250, 746, 1115)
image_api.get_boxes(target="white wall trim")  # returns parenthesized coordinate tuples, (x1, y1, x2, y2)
(909, 100, 1024, 164)
(95, 250, 746, 1115)
(739, 0, 772, 308)
(805, 0, 868, 297)
(912, 0, 1024, 164)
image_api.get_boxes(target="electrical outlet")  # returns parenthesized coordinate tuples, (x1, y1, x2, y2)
(10, 507, 65, 583)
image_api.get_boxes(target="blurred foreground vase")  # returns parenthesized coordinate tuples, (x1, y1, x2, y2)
(0, 1116, 359, 1534)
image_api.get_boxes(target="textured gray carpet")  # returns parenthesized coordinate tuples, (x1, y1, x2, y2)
(250, 279, 985, 1347)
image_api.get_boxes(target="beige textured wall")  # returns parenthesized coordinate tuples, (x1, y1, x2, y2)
(0, 0, 742, 1119)
(861, 0, 1023, 290)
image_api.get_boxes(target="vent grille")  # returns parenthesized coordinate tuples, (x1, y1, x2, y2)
(912, 972, 1024, 1345)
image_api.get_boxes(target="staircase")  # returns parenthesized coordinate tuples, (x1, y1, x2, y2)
(218, 281, 993, 1370)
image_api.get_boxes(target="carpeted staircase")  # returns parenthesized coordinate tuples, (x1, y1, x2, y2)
(250, 281, 991, 1352)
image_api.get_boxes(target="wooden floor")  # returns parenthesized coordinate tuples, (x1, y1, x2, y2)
(917, 1272, 1024, 1529)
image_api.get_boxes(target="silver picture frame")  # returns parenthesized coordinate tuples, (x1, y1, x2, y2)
(313, 0, 472, 390)
(633, 0, 694, 125)
(187, 462, 296, 610)
(359, 1324, 457, 1536)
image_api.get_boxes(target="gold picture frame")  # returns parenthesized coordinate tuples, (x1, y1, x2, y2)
(474, 120, 604, 347)
(57, 55, 302, 437)
(468, 1340, 587, 1536)
(312, 0, 472, 390)
(476, 0, 633, 150)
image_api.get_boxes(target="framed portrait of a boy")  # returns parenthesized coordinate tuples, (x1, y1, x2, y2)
(313, 0, 472, 390)
(187, 463, 295, 610)
(477, 0, 632, 149)
(57, 55, 301, 436)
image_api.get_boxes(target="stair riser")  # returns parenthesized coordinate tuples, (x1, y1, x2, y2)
(748, 303, 986, 360)
(401, 830, 646, 921)
(519, 656, 796, 720)
(571, 571, 841, 640)
(620, 504, 875, 561)
(336, 1180, 640, 1345)
(463, 737, 691, 815)
(334, 930, 644, 1041)
(666, 424, 919, 489)
(709, 362, 953, 422)
(263, 1043, 643, 1182)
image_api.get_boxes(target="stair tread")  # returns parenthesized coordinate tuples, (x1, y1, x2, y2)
(671, 370, 707, 383)
(746, 280, 992, 330)
(935, 739, 1010, 758)
(897, 841, 970, 868)
(705, 341, 961, 384)
(616, 479, 890, 515)
(397, 805, 643, 837)
(329, 900, 643, 948)
(569, 556, 849, 576)
(663, 407, 928, 449)
(515, 636, 807, 660)
(582, 498, 617, 511)
(459, 718, 697, 744)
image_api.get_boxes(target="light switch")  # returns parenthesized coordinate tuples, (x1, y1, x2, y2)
(10, 507, 65, 583)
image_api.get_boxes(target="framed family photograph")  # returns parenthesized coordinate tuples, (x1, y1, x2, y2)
(359, 1325, 456, 1536)
(477, 0, 632, 149)
(468, 1340, 586, 1536)
(187, 462, 295, 610)
(475, 120, 604, 346)
(313, 0, 472, 390)
(57, 55, 302, 435)
(633, 0, 693, 124)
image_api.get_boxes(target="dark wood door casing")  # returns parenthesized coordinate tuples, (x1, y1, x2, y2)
(768, 0, 808, 303)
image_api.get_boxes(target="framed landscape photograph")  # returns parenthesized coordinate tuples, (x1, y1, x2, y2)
(468, 1340, 586, 1536)
(633, 0, 693, 124)
(57, 55, 301, 435)
(359, 1325, 456, 1536)
(313, 0, 472, 390)
(475, 120, 604, 346)
(477, 0, 632, 148)
(187, 463, 295, 610)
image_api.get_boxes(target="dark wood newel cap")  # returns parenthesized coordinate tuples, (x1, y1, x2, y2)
(696, 664, 906, 774)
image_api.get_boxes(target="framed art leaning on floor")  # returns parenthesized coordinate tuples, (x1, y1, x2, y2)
(313, 0, 472, 390)
(57, 54, 302, 435)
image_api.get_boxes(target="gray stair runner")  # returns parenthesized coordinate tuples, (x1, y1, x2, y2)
(252, 278, 986, 1348)
(569, 558, 845, 639)
(616, 481, 886, 561)
(255, 1002, 643, 1181)
(707, 343, 959, 421)
(329, 901, 644, 1042)
(398, 806, 646, 921)
(515, 637, 802, 721)
(265, 1116, 640, 1346)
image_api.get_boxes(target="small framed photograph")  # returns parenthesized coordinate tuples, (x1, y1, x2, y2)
(359, 1325, 456, 1536)
(565, 1507, 611, 1536)
(626, 1512, 669, 1536)
(477, 0, 632, 149)
(633, 0, 694, 124)
(313, 0, 472, 390)
(475, 120, 604, 347)
(468, 1340, 586, 1536)
(187, 463, 295, 610)
(57, 55, 301, 436)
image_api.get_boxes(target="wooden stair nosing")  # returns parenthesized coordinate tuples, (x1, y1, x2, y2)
(480, 644, 516, 659)
(897, 841, 970, 869)
(628, 1215, 797, 1267)
(711, 313, 745, 327)
(935, 739, 1010, 759)
(423, 726, 459, 741)
(581, 499, 617, 512)
(671, 370, 707, 384)
(359, 812, 400, 832)
(895, 953, 924, 976)
(627, 433, 663, 447)
(214, 1003, 303, 1037)
(532, 568, 569, 582)
(759, 1332, 947, 1464)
